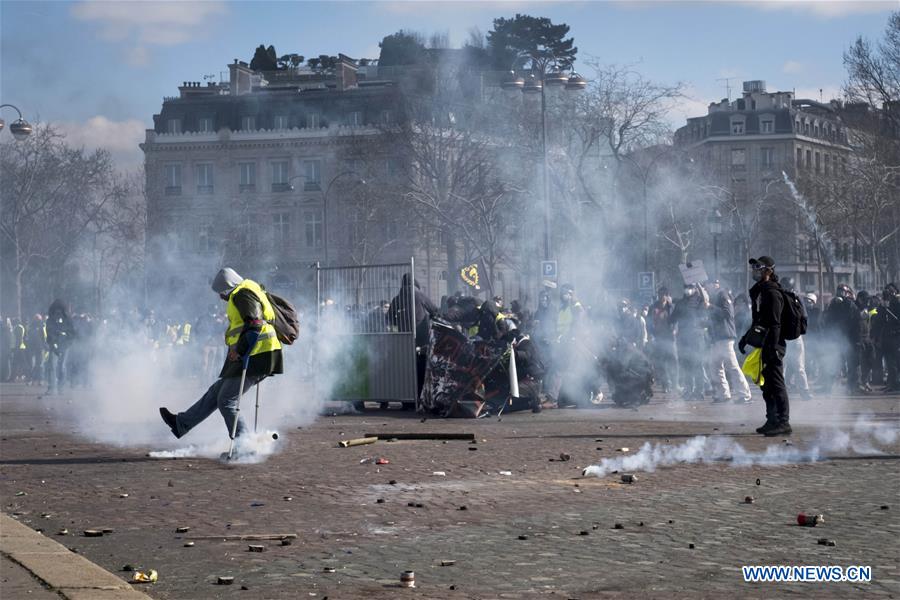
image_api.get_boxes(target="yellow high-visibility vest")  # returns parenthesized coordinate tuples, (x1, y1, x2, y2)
(178, 323, 192, 345)
(557, 302, 582, 338)
(224, 279, 282, 357)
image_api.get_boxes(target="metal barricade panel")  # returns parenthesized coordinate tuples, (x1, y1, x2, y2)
(316, 260, 417, 403)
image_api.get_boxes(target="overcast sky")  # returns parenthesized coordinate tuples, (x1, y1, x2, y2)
(1, 0, 894, 170)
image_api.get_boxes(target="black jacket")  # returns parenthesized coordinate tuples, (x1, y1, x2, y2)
(748, 279, 786, 351)
(823, 297, 860, 342)
(220, 287, 284, 379)
(46, 300, 75, 353)
(389, 276, 439, 348)
(707, 293, 737, 341)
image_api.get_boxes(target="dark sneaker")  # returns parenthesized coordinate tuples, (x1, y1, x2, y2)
(159, 407, 182, 439)
(756, 421, 775, 434)
(764, 423, 792, 437)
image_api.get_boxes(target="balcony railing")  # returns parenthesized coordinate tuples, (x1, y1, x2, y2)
(165, 186, 182, 196)
(271, 182, 291, 193)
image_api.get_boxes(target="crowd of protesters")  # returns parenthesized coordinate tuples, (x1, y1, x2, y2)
(3, 277, 897, 413)
(0, 300, 227, 392)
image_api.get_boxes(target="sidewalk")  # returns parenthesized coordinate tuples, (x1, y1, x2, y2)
(0, 513, 153, 600)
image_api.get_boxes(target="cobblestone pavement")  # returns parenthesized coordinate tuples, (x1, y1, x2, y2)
(1, 382, 898, 599)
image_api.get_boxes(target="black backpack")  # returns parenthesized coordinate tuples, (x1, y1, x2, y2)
(780, 290, 807, 340)
(266, 291, 300, 345)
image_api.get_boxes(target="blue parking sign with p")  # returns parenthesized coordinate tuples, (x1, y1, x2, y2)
(541, 261, 558, 280)
(638, 271, 654, 291)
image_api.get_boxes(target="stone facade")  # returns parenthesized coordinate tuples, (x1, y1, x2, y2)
(141, 59, 452, 306)
(674, 80, 868, 293)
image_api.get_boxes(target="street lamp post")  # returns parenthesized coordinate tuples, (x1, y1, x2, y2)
(0, 104, 33, 140)
(321, 171, 366, 265)
(503, 53, 586, 262)
(708, 209, 723, 280)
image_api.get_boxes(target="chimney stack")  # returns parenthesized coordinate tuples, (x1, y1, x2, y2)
(335, 54, 359, 92)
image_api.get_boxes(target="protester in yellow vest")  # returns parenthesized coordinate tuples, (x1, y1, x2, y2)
(159, 268, 283, 442)
(556, 284, 584, 341)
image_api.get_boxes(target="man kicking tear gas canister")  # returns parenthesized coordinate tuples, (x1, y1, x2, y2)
(159, 268, 283, 448)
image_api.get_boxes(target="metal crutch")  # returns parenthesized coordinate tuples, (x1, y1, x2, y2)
(253, 381, 262, 433)
(226, 330, 259, 460)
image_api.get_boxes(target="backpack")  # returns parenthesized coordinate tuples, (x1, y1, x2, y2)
(780, 289, 807, 340)
(266, 291, 300, 345)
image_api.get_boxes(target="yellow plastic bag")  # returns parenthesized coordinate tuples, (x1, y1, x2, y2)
(131, 569, 158, 584)
(741, 348, 765, 387)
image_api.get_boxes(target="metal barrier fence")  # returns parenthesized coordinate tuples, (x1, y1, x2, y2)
(315, 259, 418, 405)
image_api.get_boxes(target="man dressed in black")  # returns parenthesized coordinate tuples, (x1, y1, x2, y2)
(739, 256, 791, 436)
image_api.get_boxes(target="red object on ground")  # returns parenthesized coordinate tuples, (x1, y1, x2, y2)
(376, 458, 390, 465)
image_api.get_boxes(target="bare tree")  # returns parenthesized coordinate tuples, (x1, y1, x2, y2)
(387, 68, 525, 296)
(843, 10, 900, 132)
(81, 167, 147, 315)
(0, 124, 128, 318)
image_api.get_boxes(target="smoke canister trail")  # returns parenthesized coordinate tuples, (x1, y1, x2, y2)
(582, 422, 898, 478)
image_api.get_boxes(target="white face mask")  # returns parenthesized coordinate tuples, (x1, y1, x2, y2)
(684, 288, 695, 296)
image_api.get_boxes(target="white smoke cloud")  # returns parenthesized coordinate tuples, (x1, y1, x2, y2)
(583, 418, 899, 478)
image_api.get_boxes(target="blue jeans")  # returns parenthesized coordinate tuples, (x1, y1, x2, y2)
(175, 375, 263, 438)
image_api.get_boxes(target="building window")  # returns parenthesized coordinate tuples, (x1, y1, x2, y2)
(346, 158, 365, 175)
(304, 209, 323, 248)
(166, 119, 182, 134)
(164, 164, 182, 195)
(384, 219, 399, 241)
(196, 164, 214, 194)
(796, 148, 803, 167)
(731, 120, 745, 135)
(385, 157, 401, 177)
(381, 110, 393, 124)
(347, 111, 363, 126)
(804, 122, 810, 135)
(306, 113, 321, 128)
(761, 120, 774, 134)
(240, 214, 257, 253)
(813, 124, 820, 137)
(273, 213, 291, 248)
(196, 223, 216, 253)
(271, 161, 290, 192)
(806, 149, 812, 168)
(824, 154, 831, 175)
(274, 115, 289, 130)
(303, 159, 322, 190)
(241, 116, 256, 131)
(761, 147, 775, 168)
(239, 162, 256, 191)
(198, 117, 214, 132)
(814, 152, 821, 173)
(730, 148, 746, 169)
(731, 178, 747, 201)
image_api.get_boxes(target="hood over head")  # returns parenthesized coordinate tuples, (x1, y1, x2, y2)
(212, 267, 244, 296)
